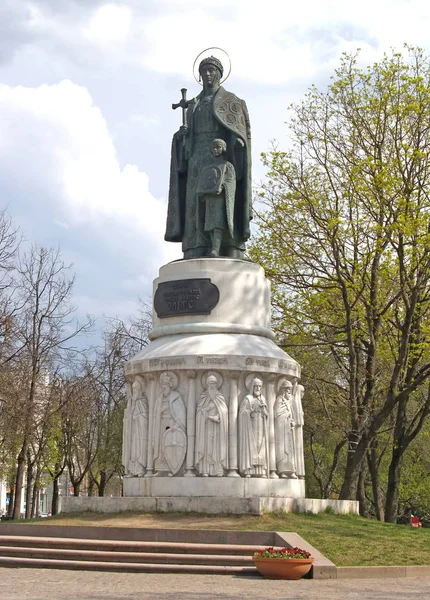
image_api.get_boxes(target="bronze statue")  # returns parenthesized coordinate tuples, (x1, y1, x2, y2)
(166, 55, 252, 259)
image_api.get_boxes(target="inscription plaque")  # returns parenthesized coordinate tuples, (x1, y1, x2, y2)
(154, 278, 219, 318)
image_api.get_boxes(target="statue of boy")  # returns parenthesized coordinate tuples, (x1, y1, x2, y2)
(197, 138, 236, 257)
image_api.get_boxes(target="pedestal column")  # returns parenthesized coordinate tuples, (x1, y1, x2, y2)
(267, 374, 278, 478)
(145, 374, 156, 477)
(184, 370, 197, 476)
(227, 374, 240, 476)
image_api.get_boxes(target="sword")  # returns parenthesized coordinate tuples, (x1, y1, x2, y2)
(172, 88, 191, 129)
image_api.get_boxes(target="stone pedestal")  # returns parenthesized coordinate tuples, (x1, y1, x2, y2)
(122, 258, 305, 512)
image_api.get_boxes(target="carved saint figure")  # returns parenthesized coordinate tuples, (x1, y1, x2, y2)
(274, 379, 297, 479)
(121, 379, 133, 476)
(166, 55, 252, 259)
(195, 374, 229, 476)
(293, 384, 306, 479)
(129, 376, 149, 477)
(239, 377, 269, 477)
(153, 372, 186, 476)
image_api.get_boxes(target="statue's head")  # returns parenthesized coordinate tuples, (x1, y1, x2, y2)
(207, 374, 218, 389)
(212, 138, 226, 157)
(281, 379, 293, 398)
(160, 372, 173, 393)
(199, 56, 223, 88)
(252, 377, 263, 397)
(132, 376, 145, 396)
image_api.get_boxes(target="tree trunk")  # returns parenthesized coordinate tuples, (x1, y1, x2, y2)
(7, 482, 14, 518)
(31, 480, 38, 518)
(25, 452, 33, 519)
(323, 439, 347, 498)
(367, 447, 385, 521)
(87, 476, 95, 497)
(339, 434, 367, 500)
(33, 487, 40, 517)
(73, 483, 80, 497)
(99, 471, 107, 497)
(51, 477, 60, 516)
(357, 467, 370, 518)
(385, 445, 403, 523)
(12, 441, 28, 519)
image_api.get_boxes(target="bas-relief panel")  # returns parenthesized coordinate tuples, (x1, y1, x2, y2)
(122, 368, 305, 480)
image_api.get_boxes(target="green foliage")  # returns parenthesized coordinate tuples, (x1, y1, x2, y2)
(250, 46, 430, 507)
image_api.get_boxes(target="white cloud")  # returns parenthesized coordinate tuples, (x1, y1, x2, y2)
(124, 0, 430, 84)
(0, 79, 167, 235)
(0, 79, 180, 321)
(5, 0, 430, 87)
(84, 3, 132, 44)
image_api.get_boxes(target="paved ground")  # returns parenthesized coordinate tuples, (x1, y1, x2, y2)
(1, 569, 430, 600)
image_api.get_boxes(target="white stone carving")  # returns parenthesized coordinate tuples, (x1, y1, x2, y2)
(153, 371, 186, 476)
(274, 378, 297, 479)
(122, 258, 306, 509)
(293, 383, 306, 479)
(184, 370, 198, 477)
(129, 376, 149, 476)
(238, 375, 269, 478)
(121, 379, 133, 476)
(122, 376, 149, 477)
(195, 372, 228, 476)
(227, 375, 240, 476)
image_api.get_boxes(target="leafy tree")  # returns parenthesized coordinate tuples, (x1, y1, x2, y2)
(250, 46, 430, 517)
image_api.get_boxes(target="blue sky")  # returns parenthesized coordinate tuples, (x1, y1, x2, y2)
(2, 0, 430, 332)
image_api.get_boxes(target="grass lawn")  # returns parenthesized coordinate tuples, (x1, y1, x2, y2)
(4, 511, 429, 567)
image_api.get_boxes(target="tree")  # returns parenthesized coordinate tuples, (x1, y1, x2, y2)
(250, 47, 430, 515)
(88, 306, 151, 496)
(9, 245, 91, 519)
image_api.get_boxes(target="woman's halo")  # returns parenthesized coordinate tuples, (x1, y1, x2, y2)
(193, 47, 232, 86)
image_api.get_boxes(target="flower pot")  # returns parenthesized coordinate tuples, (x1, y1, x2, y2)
(253, 557, 315, 580)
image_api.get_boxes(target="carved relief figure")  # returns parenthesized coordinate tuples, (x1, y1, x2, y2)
(274, 379, 297, 479)
(129, 376, 149, 477)
(153, 372, 186, 476)
(293, 384, 306, 479)
(122, 379, 133, 476)
(195, 373, 228, 476)
(166, 55, 252, 259)
(239, 376, 269, 477)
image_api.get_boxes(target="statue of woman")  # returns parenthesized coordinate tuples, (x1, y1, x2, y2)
(166, 55, 252, 259)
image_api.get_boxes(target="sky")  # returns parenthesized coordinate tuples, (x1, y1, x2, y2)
(2, 0, 430, 337)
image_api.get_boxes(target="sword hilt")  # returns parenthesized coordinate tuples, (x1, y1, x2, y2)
(172, 88, 191, 127)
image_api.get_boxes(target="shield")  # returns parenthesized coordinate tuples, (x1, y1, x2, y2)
(197, 164, 226, 195)
(162, 426, 187, 475)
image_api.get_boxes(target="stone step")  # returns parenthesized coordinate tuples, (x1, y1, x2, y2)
(0, 545, 254, 565)
(0, 555, 259, 575)
(0, 535, 267, 555)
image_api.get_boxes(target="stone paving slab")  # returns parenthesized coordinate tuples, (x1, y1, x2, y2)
(1, 568, 430, 599)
